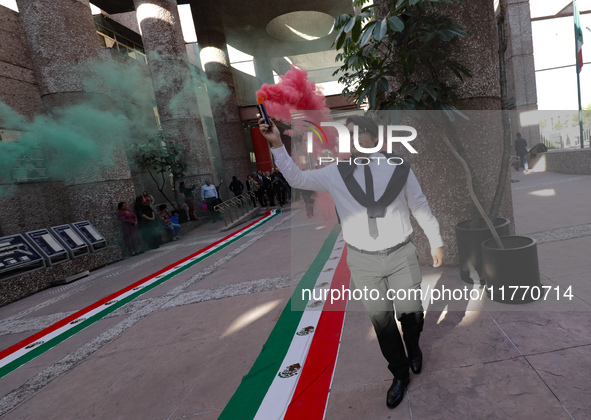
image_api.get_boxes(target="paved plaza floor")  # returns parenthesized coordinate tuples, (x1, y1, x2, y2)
(1, 169, 590, 419)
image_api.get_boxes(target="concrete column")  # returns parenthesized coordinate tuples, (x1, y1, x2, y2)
(16, 0, 105, 109)
(375, 0, 514, 266)
(440, 0, 503, 109)
(498, 0, 539, 152)
(185, 43, 226, 186)
(439, 0, 514, 265)
(191, 1, 252, 188)
(270, 57, 292, 76)
(133, 0, 213, 183)
(254, 56, 275, 86)
(501, 0, 538, 111)
(16, 0, 135, 246)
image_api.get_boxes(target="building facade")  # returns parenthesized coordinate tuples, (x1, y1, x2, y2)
(0, 0, 530, 304)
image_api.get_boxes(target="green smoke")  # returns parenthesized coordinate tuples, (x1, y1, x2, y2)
(0, 56, 160, 194)
(84, 55, 160, 139)
(0, 48, 228, 197)
(0, 100, 132, 189)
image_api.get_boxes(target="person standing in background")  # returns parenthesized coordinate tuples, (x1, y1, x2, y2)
(201, 179, 221, 223)
(117, 201, 141, 256)
(179, 181, 197, 221)
(263, 171, 275, 207)
(142, 191, 155, 210)
(229, 176, 244, 197)
(271, 168, 288, 205)
(215, 180, 223, 200)
(135, 195, 160, 250)
(514, 132, 529, 173)
(253, 172, 266, 207)
(246, 174, 257, 206)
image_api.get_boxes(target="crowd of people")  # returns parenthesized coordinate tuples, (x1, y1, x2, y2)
(245, 168, 291, 208)
(116, 168, 309, 256)
(116, 192, 183, 256)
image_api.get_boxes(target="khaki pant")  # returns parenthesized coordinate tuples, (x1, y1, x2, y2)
(346, 242, 424, 379)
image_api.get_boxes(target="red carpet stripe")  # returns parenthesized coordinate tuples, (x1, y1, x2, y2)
(284, 248, 350, 419)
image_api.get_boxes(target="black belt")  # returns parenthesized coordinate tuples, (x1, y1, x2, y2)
(348, 238, 411, 257)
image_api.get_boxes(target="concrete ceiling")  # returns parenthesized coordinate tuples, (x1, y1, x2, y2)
(92, 0, 353, 59)
(217, 0, 352, 58)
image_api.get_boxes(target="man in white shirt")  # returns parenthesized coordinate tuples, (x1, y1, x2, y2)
(259, 115, 443, 410)
(201, 179, 220, 223)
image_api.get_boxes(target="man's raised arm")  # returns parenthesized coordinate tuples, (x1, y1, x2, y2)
(258, 117, 330, 192)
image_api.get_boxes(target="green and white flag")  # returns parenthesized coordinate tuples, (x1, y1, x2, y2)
(574, 0, 584, 72)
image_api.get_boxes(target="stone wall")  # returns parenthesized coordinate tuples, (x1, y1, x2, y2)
(0, 4, 135, 303)
(0, 5, 51, 239)
(400, 112, 514, 267)
(530, 149, 591, 175)
(500, 0, 538, 111)
(0, 246, 122, 307)
(0, 5, 43, 120)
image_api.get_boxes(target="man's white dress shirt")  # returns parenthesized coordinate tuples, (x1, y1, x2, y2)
(271, 146, 443, 252)
(201, 184, 218, 201)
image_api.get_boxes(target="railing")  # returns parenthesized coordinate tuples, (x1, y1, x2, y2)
(214, 192, 257, 227)
(539, 123, 591, 150)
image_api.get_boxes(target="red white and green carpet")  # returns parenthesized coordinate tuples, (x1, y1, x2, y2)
(219, 225, 351, 420)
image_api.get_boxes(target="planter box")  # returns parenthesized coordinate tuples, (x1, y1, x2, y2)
(481, 236, 541, 304)
(455, 218, 511, 284)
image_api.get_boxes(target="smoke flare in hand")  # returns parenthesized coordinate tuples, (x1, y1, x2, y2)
(255, 65, 331, 127)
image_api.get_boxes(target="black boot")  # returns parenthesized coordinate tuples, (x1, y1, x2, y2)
(386, 376, 410, 408)
(399, 312, 424, 374)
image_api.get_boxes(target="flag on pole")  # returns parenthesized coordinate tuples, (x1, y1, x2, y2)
(574, 0, 584, 72)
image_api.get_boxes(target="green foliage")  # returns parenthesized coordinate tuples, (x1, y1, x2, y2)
(333, 0, 471, 116)
(553, 118, 569, 131)
(130, 131, 187, 206)
(131, 132, 186, 181)
(583, 104, 591, 126)
(566, 106, 591, 130)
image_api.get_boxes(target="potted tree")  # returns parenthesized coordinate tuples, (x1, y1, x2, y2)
(332, 0, 540, 301)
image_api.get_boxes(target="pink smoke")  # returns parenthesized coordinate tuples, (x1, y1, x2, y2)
(256, 66, 337, 162)
(256, 65, 332, 126)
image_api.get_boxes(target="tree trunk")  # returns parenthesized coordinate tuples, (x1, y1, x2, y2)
(148, 170, 175, 209)
(428, 114, 504, 248)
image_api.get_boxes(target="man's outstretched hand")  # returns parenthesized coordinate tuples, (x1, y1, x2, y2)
(258, 116, 283, 149)
(432, 247, 443, 268)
